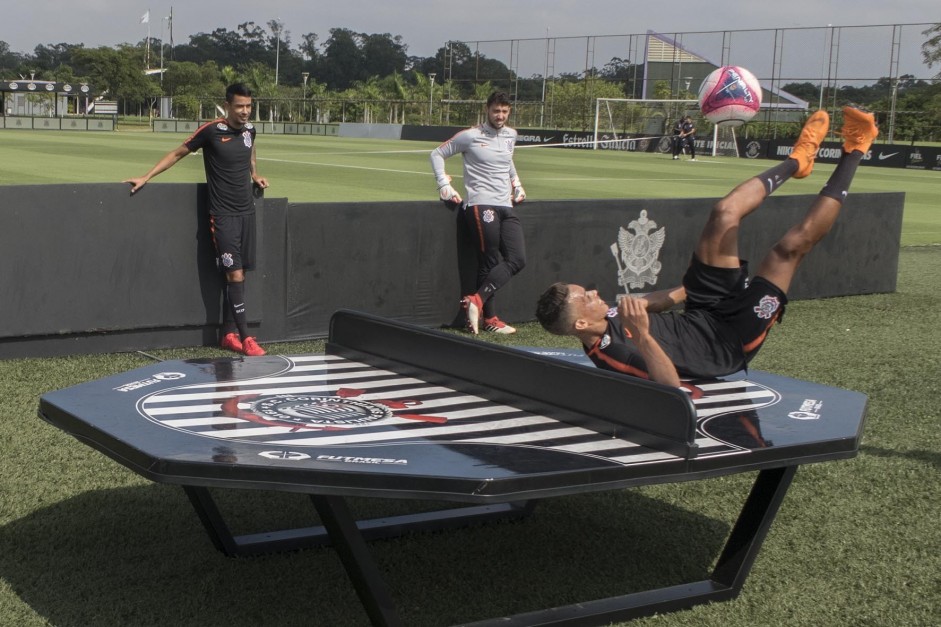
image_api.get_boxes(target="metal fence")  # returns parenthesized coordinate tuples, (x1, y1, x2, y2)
(443, 23, 940, 141)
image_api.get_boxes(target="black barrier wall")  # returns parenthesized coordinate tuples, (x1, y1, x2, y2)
(0, 184, 903, 358)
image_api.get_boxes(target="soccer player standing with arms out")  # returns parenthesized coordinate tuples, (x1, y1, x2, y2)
(124, 83, 269, 356)
(430, 91, 527, 335)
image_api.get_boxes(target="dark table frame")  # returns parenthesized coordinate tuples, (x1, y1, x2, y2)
(182, 465, 795, 626)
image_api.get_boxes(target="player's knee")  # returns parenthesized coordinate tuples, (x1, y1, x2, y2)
(707, 198, 742, 230)
(772, 233, 813, 262)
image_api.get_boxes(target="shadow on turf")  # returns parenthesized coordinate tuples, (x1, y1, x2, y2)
(861, 444, 941, 470)
(0, 483, 733, 626)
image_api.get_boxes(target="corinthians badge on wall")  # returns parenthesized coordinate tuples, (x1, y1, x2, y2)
(610, 210, 666, 293)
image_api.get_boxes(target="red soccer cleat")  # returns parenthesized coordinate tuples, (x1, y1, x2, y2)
(483, 316, 516, 335)
(220, 332, 243, 353)
(241, 336, 266, 357)
(462, 293, 483, 335)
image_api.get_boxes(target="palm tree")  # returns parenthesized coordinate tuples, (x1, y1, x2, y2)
(239, 62, 278, 121)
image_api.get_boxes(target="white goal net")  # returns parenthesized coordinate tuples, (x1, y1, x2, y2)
(592, 98, 698, 151)
(593, 98, 743, 157)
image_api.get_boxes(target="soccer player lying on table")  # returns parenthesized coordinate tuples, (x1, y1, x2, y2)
(535, 107, 878, 388)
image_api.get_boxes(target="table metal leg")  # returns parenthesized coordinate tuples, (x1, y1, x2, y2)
(311, 495, 403, 627)
(183, 485, 536, 557)
(184, 467, 797, 626)
(458, 466, 799, 626)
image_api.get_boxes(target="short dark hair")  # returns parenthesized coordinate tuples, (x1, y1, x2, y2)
(535, 282, 573, 335)
(486, 91, 513, 108)
(225, 83, 253, 102)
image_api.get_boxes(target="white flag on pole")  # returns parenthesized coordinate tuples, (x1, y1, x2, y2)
(140, 10, 150, 24)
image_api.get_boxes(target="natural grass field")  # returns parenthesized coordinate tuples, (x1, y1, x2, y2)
(0, 129, 939, 626)
(0, 128, 938, 246)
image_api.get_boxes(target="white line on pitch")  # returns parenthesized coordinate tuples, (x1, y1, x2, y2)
(260, 157, 433, 176)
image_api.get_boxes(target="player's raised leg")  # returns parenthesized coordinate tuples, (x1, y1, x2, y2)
(755, 106, 878, 292)
(694, 110, 830, 269)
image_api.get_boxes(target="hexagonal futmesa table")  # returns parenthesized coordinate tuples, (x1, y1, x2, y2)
(39, 310, 866, 627)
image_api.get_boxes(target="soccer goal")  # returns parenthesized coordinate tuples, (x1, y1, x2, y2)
(709, 124, 741, 157)
(592, 98, 698, 151)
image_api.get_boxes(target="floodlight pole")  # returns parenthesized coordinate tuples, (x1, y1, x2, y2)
(428, 73, 436, 125)
(273, 19, 283, 85)
(160, 15, 169, 85)
(819, 24, 832, 112)
(302, 72, 309, 122)
(541, 27, 549, 127)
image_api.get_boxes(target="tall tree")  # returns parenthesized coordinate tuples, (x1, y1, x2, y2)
(0, 40, 29, 76)
(320, 28, 365, 90)
(71, 45, 160, 103)
(32, 43, 82, 74)
(922, 23, 941, 78)
(361, 33, 407, 78)
(299, 33, 320, 62)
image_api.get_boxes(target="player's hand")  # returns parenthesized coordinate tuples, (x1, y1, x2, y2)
(510, 176, 526, 205)
(124, 177, 147, 195)
(438, 176, 462, 203)
(253, 176, 269, 189)
(617, 296, 650, 337)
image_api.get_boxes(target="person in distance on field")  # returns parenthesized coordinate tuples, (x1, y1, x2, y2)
(536, 107, 878, 387)
(124, 83, 269, 357)
(671, 116, 684, 160)
(677, 115, 697, 161)
(430, 91, 527, 335)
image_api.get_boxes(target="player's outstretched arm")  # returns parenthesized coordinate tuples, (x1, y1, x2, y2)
(124, 145, 191, 195)
(618, 297, 681, 387)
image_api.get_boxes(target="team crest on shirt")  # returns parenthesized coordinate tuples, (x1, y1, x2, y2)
(505, 139, 514, 153)
(220, 253, 234, 268)
(242, 130, 253, 148)
(754, 295, 780, 319)
(482, 209, 496, 223)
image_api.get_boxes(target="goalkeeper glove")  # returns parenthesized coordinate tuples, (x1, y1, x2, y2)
(511, 177, 526, 205)
(437, 175, 463, 203)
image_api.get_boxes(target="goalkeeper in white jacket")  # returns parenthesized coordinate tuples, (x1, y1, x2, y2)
(430, 91, 527, 335)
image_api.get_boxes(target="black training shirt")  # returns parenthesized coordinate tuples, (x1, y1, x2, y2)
(585, 307, 745, 379)
(184, 119, 256, 215)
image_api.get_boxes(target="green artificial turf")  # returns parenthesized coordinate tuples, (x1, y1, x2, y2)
(0, 129, 937, 245)
(0, 247, 938, 626)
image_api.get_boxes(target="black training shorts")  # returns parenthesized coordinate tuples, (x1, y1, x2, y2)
(683, 254, 788, 354)
(210, 213, 256, 272)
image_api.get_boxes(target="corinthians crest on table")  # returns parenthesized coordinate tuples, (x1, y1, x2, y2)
(610, 209, 666, 293)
